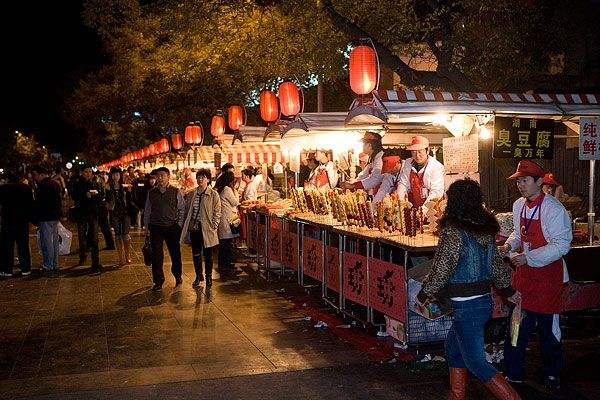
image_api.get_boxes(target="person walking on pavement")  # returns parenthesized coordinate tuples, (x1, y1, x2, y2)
(0, 171, 33, 277)
(31, 166, 63, 273)
(417, 179, 521, 400)
(72, 165, 105, 272)
(96, 171, 116, 250)
(106, 167, 134, 265)
(214, 171, 238, 278)
(181, 168, 221, 288)
(500, 161, 572, 391)
(144, 167, 185, 290)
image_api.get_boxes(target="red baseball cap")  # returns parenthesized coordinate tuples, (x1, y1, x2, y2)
(507, 160, 545, 180)
(382, 155, 401, 174)
(406, 135, 430, 151)
(542, 172, 560, 186)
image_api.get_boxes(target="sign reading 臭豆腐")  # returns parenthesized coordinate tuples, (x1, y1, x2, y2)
(493, 117, 554, 159)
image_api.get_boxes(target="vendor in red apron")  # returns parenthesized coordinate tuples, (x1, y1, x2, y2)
(340, 131, 385, 195)
(373, 154, 402, 203)
(501, 160, 572, 391)
(395, 136, 445, 208)
(306, 151, 338, 189)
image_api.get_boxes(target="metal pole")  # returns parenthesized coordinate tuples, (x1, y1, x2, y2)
(317, 81, 324, 113)
(589, 160, 596, 246)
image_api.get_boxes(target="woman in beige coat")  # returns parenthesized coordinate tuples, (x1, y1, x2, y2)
(180, 169, 221, 287)
(214, 171, 240, 277)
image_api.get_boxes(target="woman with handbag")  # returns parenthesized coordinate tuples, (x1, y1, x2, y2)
(106, 167, 134, 265)
(180, 169, 221, 287)
(214, 171, 240, 279)
(416, 179, 521, 400)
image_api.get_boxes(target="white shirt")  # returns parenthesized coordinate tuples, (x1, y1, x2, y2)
(242, 177, 260, 201)
(356, 150, 384, 193)
(505, 194, 572, 282)
(373, 171, 402, 202)
(396, 156, 445, 204)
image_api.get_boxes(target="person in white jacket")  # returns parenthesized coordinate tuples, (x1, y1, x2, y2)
(241, 167, 260, 201)
(215, 171, 240, 278)
(500, 160, 572, 391)
(395, 136, 445, 208)
(340, 131, 385, 196)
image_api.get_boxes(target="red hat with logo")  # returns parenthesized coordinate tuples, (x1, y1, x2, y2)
(542, 172, 560, 186)
(406, 135, 430, 151)
(507, 160, 545, 180)
(382, 155, 401, 174)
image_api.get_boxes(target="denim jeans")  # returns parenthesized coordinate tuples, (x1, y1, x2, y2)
(39, 221, 60, 270)
(504, 309, 562, 381)
(445, 294, 497, 382)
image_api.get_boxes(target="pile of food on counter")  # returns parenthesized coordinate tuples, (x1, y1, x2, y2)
(287, 188, 447, 238)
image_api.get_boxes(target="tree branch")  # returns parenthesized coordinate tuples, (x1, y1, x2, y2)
(320, 0, 478, 91)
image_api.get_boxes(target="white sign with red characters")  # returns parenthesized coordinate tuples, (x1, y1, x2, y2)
(579, 118, 600, 160)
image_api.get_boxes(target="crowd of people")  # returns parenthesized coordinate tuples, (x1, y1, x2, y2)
(0, 162, 249, 285)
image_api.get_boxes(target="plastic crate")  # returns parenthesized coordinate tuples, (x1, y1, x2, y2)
(408, 310, 453, 344)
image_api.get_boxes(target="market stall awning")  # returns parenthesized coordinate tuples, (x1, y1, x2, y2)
(376, 90, 600, 119)
(220, 142, 282, 165)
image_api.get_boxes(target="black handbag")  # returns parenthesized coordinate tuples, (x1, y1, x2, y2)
(142, 236, 153, 266)
(230, 221, 241, 235)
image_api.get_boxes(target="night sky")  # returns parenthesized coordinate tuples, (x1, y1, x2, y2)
(1, 1, 101, 157)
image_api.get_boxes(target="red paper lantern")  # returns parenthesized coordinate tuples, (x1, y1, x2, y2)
(136, 150, 143, 159)
(228, 105, 245, 131)
(211, 115, 226, 137)
(184, 123, 203, 145)
(278, 81, 302, 117)
(158, 138, 170, 153)
(349, 44, 379, 95)
(259, 90, 279, 122)
(171, 132, 183, 150)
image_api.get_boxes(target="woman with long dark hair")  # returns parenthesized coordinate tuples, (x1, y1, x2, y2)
(214, 171, 240, 278)
(416, 179, 521, 400)
(106, 167, 134, 265)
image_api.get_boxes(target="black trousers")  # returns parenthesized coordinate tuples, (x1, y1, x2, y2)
(1, 221, 31, 273)
(218, 238, 234, 273)
(77, 214, 100, 267)
(190, 230, 215, 278)
(149, 224, 182, 284)
(98, 207, 115, 248)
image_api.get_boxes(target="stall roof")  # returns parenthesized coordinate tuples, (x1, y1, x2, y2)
(375, 90, 600, 119)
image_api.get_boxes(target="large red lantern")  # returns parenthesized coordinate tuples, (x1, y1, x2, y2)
(158, 138, 170, 153)
(184, 123, 203, 145)
(149, 143, 156, 155)
(260, 90, 279, 123)
(228, 105, 245, 131)
(349, 44, 379, 95)
(278, 81, 303, 117)
(211, 115, 226, 137)
(171, 132, 183, 150)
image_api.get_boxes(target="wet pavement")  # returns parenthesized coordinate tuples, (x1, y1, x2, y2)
(0, 226, 599, 399)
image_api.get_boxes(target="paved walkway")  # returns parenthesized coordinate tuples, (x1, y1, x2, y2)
(0, 226, 599, 399)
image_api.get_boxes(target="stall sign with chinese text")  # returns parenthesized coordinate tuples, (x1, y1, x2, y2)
(493, 117, 554, 159)
(579, 118, 600, 160)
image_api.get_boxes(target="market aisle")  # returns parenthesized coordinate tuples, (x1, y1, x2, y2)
(0, 229, 372, 398)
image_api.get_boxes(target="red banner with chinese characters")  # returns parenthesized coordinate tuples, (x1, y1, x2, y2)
(281, 231, 298, 270)
(269, 227, 281, 263)
(561, 282, 600, 312)
(326, 246, 340, 291)
(343, 252, 368, 306)
(369, 259, 406, 323)
(257, 223, 266, 255)
(303, 237, 323, 281)
(247, 215, 256, 251)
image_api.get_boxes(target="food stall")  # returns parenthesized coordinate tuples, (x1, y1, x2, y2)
(247, 89, 600, 346)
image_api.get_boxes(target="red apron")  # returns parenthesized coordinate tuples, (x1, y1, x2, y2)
(512, 194, 564, 314)
(315, 167, 330, 188)
(408, 163, 428, 207)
